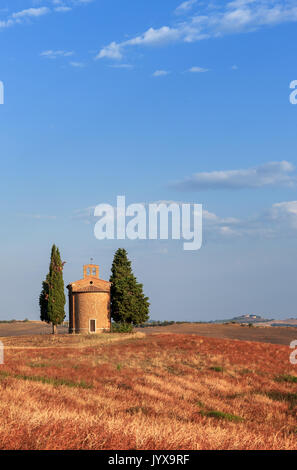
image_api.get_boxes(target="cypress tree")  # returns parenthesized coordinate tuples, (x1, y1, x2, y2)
(110, 248, 150, 326)
(39, 274, 49, 323)
(39, 244, 66, 334)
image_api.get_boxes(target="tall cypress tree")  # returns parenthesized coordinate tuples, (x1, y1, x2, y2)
(39, 244, 66, 334)
(110, 248, 150, 326)
(39, 274, 49, 323)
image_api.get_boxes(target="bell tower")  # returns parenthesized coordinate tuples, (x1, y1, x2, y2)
(83, 264, 99, 279)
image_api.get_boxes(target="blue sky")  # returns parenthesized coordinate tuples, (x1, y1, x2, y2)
(1, 0, 297, 321)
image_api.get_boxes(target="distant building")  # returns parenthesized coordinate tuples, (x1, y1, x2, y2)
(67, 264, 111, 334)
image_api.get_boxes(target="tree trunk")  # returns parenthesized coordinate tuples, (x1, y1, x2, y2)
(52, 323, 57, 335)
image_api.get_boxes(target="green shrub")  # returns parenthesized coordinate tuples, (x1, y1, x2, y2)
(239, 368, 253, 375)
(111, 322, 134, 333)
(209, 366, 224, 372)
(274, 374, 297, 384)
(196, 401, 204, 408)
(200, 409, 243, 422)
(0, 370, 92, 389)
(266, 390, 297, 408)
(29, 362, 49, 368)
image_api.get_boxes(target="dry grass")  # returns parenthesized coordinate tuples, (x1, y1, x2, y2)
(0, 331, 145, 348)
(0, 332, 296, 450)
(137, 322, 297, 345)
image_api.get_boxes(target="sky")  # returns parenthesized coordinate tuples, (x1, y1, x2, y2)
(1, 0, 297, 321)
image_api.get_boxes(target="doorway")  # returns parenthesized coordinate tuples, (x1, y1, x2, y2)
(89, 319, 96, 333)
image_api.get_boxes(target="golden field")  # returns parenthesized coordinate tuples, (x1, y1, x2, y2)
(0, 331, 296, 450)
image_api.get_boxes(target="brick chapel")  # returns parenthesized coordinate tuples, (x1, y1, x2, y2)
(67, 264, 111, 334)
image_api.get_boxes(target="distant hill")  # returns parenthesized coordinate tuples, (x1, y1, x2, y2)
(213, 315, 297, 327)
(213, 314, 273, 324)
(143, 316, 297, 328)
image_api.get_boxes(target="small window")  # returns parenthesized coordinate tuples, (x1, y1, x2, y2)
(89, 319, 96, 333)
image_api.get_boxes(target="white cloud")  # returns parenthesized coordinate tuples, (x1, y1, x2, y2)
(0, 19, 13, 29)
(148, 197, 297, 241)
(124, 26, 181, 46)
(71, 206, 96, 225)
(188, 66, 209, 72)
(40, 50, 74, 59)
(73, 199, 297, 241)
(69, 61, 85, 67)
(96, 1, 297, 60)
(204, 200, 297, 240)
(173, 161, 297, 191)
(109, 63, 134, 69)
(18, 213, 57, 220)
(269, 201, 297, 229)
(152, 70, 170, 77)
(54, 6, 72, 12)
(175, 0, 198, 15)
(96, 26, 181, 60)
(0, 1, 91, 30)
(97, 41, 123, 60)
(0, 6, 50, 28)
(12, 7, 50, 19)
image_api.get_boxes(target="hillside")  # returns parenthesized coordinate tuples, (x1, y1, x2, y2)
(0, 332, 296, 450)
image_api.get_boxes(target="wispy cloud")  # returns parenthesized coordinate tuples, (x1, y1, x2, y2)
(40, 50, 74, 59)
(71, 206, 96, 224)
(54, 6, 72, 12)
(204, 200, 297, 240)
(69, 61, 85, 67)
(152, 70, 170, 77)
(96, 27, 181, 60)
(172, 161, 297, 191)
(0, 19, 13, 29)
(18, 213, 57, 220)
(188, 66, 209, 73)
(174, 0, 198, 15)
(148, 199, 297, 240)
(96, 1, 297, 60)
(109, 63, 134, 69)
(0, 1, 91, 30)
(52, 0, 91, 6)
(73, 198, 297, 241)
(12, 7, 50, 20)
(0, 6, 50, 28)
(96, 41, 123, 60)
